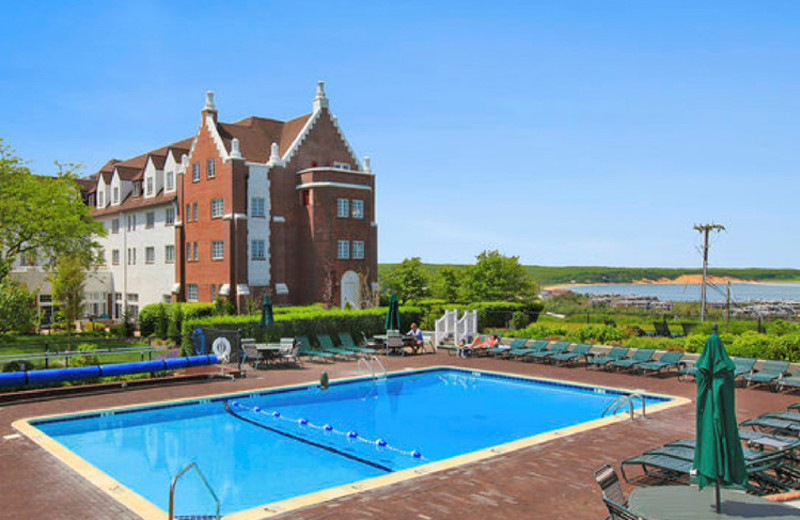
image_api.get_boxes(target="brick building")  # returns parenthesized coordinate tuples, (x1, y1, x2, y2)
(83, 82, 377, 316)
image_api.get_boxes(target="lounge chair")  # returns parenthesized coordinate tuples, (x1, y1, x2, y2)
(550, 343, 593, 365)
(524, 341, 570, 362)
(334, 332, 377, 354)
(587, 347, 629, 369)
(744, 360, 791, 387)
(637, 351, 684, 375)
(295, 336, 334, 361)
(601, 498, 640, 520)
(610, 349, 655, 371)
(487, 337, 528, 356)
(316, 334, 360, 357)
(734, 357, 758, 379)
(741, 415, 800, 435)
(775, 371, 800, 393)
(510, 339, 548, 357)
(593, 464, 627, 507)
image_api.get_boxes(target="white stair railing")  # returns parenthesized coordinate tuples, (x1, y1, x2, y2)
(454, 310, 478, 345)
(435, 309, 457, 347)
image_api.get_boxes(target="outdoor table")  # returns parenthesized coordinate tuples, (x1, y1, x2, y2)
(629, 485, 800, 520)
(254, 343, 284, 363)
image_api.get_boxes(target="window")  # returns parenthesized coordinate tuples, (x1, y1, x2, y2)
(353, 240, 365, 259)
(146, 211, 155, 228)
(337, 198, 349, 218)
(112, 249, 120, 265)
(211, 198, 224, 218)
(251, 197, 265, 217)
(146, 177, 153, 196)
(126, 293, 139, 303)
(192, 203, 198, 222)
(333, 161, 351, 170)
(186, 242, 191, 261)
(211, 240, 224, 260)
(98, 191, 104, 207)
(165, 245, 174, 263)
(186, 203, 191, 222)
(193, 242, 198, 262)
(192, 162, 200, 182)
(337, 240, 350, 259)
(207, 159, 215, 178)
(166, 170, 174, 191)
(39, 294, 52, 303)
(251, 240, 266, 260)
(111, 219, 119, 234)
(165, 207, 175, 226)
(145, 247, 155, 264)
(187, 284, 198, 302)
(211, 284, 216, 301)
(351, 199, 364, 219)
(127, 247, 136, 265)
(113, 187, 119, 204)
(127, 214, 136, 231)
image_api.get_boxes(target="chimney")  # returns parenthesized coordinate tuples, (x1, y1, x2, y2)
(313, 81, 329, 112)
(202, 90, 218, 124)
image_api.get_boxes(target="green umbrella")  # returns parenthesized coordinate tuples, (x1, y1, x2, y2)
(693, 327, 747, 513)
(385, 293, 402, 332)
(259, 293, 274, 328)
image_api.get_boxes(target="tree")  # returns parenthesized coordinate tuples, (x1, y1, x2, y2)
(384, 257, 429, 303)
(459, 250, 536, 302)
(49, 256, 87, 333)
(0, 139, 105, 277)
(0, 278, 38, 336)
(430, 266, 462, 301)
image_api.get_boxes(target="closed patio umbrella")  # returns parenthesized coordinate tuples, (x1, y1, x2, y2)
(385, 293, 401, 332)
(259, 293, 274, 328)
(694, 326, 747, 513)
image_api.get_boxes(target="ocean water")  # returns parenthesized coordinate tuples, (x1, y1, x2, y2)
(566, 282, 800, 302)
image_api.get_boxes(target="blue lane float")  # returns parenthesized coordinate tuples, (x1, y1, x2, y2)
(0, 355, 218, 389)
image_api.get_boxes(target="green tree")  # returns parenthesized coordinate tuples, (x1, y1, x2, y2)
(49, 256, 87, 333)
(459, 250, 536, 302)
(0, 278, 38, 336)
(0, 139, 104, 277)
(384, 257, 429, 303)
(430, 266, 462, 301)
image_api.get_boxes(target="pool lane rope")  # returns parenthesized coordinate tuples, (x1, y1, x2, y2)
(228, 400, 423, 461)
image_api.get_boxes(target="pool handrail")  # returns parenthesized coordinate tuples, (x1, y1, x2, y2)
(169, 461, 220, 520)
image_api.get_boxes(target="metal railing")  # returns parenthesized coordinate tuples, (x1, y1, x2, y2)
(357, 356, 387, 380)
(169, 461, 220, 520)
(0, 345, 175, 369)
(602, 393, 646, 420)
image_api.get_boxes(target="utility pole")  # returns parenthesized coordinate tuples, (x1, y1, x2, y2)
(694, 223, 726, 322)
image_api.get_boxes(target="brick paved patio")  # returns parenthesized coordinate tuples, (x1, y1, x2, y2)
(1, 352, 797, 520)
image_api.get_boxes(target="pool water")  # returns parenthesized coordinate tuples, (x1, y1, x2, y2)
(33, 368, 669, 516)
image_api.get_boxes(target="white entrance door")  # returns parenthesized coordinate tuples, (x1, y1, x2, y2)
(340, 270, 360, 309)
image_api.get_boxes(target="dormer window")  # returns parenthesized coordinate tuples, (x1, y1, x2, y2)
(98, 191, 104, 207)
(133, 182, 142, 197)
(333, 161, 351, 170)
(112, 187, 119, 204)
(146, 177, 153, 196)
(166, 171, 174, 191)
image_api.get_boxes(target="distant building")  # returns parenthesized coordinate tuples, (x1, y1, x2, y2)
(12, 82, 378, 321)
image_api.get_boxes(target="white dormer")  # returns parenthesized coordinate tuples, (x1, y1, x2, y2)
(96, 176, 109, 209)
(110, 169, 133, 206)
(163, 151, 180, 193)
(142, 157, 164, 199)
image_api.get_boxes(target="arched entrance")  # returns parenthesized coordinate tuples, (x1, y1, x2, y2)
(340, 270, 360, 309)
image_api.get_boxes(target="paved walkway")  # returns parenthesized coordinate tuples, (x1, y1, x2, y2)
(1, 352, 797, 520)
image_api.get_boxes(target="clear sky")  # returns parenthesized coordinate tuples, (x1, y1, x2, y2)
(2, 1, 798, 269)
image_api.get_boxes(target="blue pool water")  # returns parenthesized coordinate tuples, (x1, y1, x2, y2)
(34, 368, 669, 516)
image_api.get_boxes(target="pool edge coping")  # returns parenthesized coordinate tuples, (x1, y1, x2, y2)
(13, 365, 690, 520)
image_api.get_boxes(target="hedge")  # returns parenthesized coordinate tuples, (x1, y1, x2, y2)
(181, 306, 424, 355)
(139, 302, 217, 336)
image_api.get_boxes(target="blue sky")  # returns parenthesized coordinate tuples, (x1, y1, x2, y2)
(2, 1, 799, 268)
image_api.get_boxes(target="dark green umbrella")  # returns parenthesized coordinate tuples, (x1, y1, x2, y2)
(694, 327, 747, 513)
(259, 293, 274, 328)
(384, 293, 402, 332)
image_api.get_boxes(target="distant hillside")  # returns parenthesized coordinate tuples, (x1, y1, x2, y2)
(377, 264, 800, 286)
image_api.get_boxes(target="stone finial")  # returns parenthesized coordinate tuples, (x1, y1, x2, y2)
(181, 154, 188, 168)
(204, 90, 217, 112)
(230, 138, 242, 159)
(270, 142, 280, 161)
(313, 80, 329, 111)
(363, 156, 371, 173)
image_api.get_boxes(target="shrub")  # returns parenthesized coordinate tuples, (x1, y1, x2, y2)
(155, 304, 168, 337)
(514, 323, 568, 339)
(70, 343, 100, 367)
(566, 325, 626, 345)
(510, 311, 530, 330)
(623, 336, 684, 351)
(167, 305, 183, 338)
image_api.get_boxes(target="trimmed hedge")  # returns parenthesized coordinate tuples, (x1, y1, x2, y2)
(139, 302, 216, 336)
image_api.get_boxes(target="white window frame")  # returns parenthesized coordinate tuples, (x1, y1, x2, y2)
(165, 245, 175, 264)
(192, 162, 200, 182)
(353, 240, 365, 259)
(145, 246, 155, 264)
(187, 284, 198, 302)
(145, 211, 155, 229)
(111, 219, 119, 234)
(251, 240, 266, 260)
(207, 158, 215, 178)
(351, 199, 364, 219)
(111, 249, 120, 265)
(211, 240, 224, 260)
(333, 161, 351, 170)
(166, 170, 174, 191)
(113, 187, 119, 204)
(146, 177, 153, 196)
(251, 197, 265, 217)
(337, 198, 349, 218)
(165, 207, 175, 226)
(337, 240, 350, 259)
(211, 198, 224, 218)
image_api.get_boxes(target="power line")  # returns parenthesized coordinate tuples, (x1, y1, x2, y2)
(693, 223, 726, 322)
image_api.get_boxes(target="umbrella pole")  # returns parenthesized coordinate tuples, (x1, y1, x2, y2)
(715, 480, 721, 514)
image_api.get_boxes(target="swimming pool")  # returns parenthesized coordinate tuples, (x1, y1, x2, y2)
(17, 367, 686, 519)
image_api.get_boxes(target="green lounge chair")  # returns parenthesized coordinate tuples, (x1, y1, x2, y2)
(637, 351, 684, 375)
(587, 347, 629, 369)
(523, 341, 570, 362)
(295, 335, 334, 361)
(741, 415, 800, 435)
(510, 339, 548, 357)
(734, 357, 758, 378)
(610, 349, 655, 371)
(776, 371, 800, 393)
(550, 343, 593, 365)
(744, 360, 790, 386)
(314, 334, 358, 358)
(335, 332, 377, 354)
(488, 337, 528, 356)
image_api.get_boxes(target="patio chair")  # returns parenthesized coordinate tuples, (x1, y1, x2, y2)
(602, 498, 643, 520)
(315, 334, 358, 358)
(523, 341, 570, 362)
(487, 337, 528, 356)
(510, 339, 548, 357)
(593, 464, 627, 507)
(337, 332, 377, 354)
(636, 351, 684, 375)
(241, 342, 264, 369)
(295, 335, 334, 362)
(741, 415, 800, 435)
(550, 343, 593, 365)
(610, 349, 655, 371)
(744, 360, 791, 387)
(587, 347, 630, 369)
(278, 337, 301, 366)
(775, 370, 800, 393)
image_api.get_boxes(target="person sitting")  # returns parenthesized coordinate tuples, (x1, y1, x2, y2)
(406, 323, 424, 350)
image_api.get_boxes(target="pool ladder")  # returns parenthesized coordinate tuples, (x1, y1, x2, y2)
(169, 461, 220, 520)
(602, 393, 646, 421)
(357, 355, 387, 380)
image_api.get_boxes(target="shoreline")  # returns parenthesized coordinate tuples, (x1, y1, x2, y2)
(543, 280, 800, 291)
